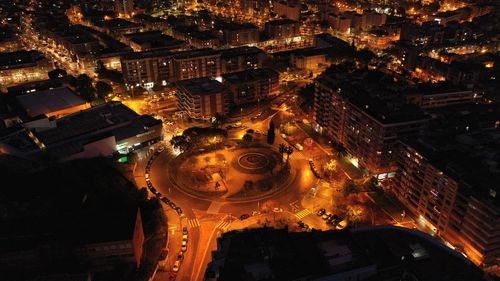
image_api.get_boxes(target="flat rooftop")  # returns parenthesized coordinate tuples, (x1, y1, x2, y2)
(220, 46, 263, 58)
(0, 50, 45, 70)
(176, 77, 226, 96)
(318, 67, 428, 124)
(124, 31, 184, 49)
(16, 87, 87, 118)
(209, 227, 483, 281)
(265, 18, 299, 26)
(35, 102, 149, 146)
(98, 18, 142, 30)
(222, 68, 279, 83)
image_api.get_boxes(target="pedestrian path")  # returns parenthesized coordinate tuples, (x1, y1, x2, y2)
(295, 208, 311, 219)
(187, 218, 200, 228)
(215, 219, 232, 231)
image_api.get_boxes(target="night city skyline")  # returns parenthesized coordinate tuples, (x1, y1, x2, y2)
(0, 0, 498, 281)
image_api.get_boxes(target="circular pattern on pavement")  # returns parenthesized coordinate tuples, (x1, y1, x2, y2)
(237, 152, 270, 173)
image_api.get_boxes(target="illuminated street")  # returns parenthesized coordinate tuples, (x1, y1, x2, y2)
(0, 0, 498, 280)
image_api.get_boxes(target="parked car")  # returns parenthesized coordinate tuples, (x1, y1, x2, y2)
(336, 220, 348, 230)
(172, 260, 181, 272)
(316, 208, 326, 216)
(240, 214, 250, 220)
(322, 212, 331, 220)
(182, 226, 188, 235)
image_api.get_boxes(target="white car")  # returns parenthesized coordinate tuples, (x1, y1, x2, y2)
(172, 260, 181, 272)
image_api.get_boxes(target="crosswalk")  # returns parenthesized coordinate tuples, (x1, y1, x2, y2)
(295, 208, 311, 219)
(215, 219, 232, 231)
(187, 218, 200, 228)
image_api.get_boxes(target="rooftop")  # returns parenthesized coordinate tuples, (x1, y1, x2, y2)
(176, 77, 226, 96)
(221, 22, 258, 31)
(0, 50, 45, 70)
(98, 19, 142, 30)
(16, 87, 87, 118)
(207, 226, 484, 281)
(220, 46, 263, 59)
(319, 67, 428, 124)
(124, 31, 184, 49)
(265, 18, 299, 26)
(222, 68, 279, 84)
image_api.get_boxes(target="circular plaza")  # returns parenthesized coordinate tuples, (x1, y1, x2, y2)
(168, 143, 293, 202)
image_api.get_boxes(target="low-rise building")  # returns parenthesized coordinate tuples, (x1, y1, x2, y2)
(205, 227, 485, 281)
(222, 68, 279, 105)
(14, 87, 90, 119)
(0, 101, 162, 161)
(175, 77, 229, 120)
(0, 50, 52, 86)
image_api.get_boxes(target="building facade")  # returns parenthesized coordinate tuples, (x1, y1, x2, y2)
(175, 77, 229, 120)
(313, 72, 428, 174)
(264, 19, 300, 40)
(393, 137, 500, 266)
(222, 68, 279, 105)
(121, 47, 265, 89)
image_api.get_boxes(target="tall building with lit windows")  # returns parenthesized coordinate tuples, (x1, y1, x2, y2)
(312, 67, 428, 174)
(394, 132, 500, 266)
(175, 77, 229, 120)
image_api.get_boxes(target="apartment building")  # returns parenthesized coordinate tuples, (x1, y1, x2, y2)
(222, 68, 279, 105)
(175, 77, 229, 120)
(394, 132, 500, 266)
(121, 47, 264, 88)
(312, 67, 428, 174)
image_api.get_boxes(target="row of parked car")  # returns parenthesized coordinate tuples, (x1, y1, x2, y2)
(143, 146, 186, 278)
(308, 159, 321, 179)
(172, 226, 189, 273)
(145, 147, 184, 216)
(316, 209, 348, 229)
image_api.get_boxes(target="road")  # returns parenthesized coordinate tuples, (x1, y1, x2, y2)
(134, 79, 417, 281)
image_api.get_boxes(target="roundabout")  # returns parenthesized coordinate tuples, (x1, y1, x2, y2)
(166, 143, 294, 203)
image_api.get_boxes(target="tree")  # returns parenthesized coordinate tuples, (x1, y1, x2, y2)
(48, 68, 67, 79)
(343, 179, 357, 197)
(242, 133, 253, 142)
(211, 112, 226, 128)
(285, 145, 293, 162)
(75, 74, 96, 102)
(170, 135, 192, 153)
(96, 81, 113, 99)
(267, 121, 275, 145)
(95, 60, 106, 74)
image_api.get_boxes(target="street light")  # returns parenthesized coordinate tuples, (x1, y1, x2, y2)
(240, 107, 243, 122)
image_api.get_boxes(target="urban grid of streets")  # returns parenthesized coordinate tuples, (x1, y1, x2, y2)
(130, 78, 421, 281)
